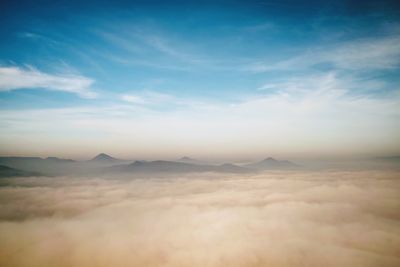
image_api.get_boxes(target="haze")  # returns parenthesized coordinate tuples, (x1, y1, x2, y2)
(1, 1, 400, 267)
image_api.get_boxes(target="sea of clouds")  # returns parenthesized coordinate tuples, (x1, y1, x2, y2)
(0, 170, 399, 267)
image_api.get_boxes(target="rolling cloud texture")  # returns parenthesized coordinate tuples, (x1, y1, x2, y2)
(0, 170, 399, 267)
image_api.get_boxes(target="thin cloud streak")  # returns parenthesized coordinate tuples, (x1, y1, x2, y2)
(121, 91, 175, 105)
(0, 66, 96, 98)
(97, 28, 235, 71)
(245, 35, 400, 73)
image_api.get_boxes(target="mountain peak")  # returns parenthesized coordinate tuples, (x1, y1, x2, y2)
(91, 153, 117, 161)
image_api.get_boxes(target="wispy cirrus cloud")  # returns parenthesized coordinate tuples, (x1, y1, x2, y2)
(140, 35, 206, 64)
(0, 66, 96, 98)
(120, 90, 216, 113)
(245, 35, 400, 73)
(97, 27, 220, 71)
(257, 72, 388, 97)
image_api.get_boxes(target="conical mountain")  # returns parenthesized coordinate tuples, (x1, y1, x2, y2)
(90, 153, 119, 162)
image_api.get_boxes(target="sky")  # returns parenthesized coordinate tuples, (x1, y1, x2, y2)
(0, 0, 399, 161)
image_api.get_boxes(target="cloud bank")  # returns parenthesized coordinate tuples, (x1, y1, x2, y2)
(0, 170, 399, 267)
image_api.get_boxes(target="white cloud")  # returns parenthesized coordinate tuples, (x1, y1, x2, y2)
(120, 91, 214, 111)
(121, 91, 175, 105)
(0, 66, 96, 98)
(121, 94, 147, 104)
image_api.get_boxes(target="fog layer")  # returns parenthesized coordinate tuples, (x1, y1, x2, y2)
(0, 170, 399, 267)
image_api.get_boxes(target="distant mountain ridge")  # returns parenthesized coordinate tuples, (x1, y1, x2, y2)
(0, 154, 301, 177)
(0, 156, 74, 163)
(106, 160, 251, 174)
(176, 156, 208, 165)
(0, 156, 76, 175)
(0, 165, 43, 178)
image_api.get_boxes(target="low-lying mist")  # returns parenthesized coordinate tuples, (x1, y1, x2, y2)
(0, 170, 399, 267)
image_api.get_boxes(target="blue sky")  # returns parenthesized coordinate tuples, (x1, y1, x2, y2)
(0, 0, 399, 160)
